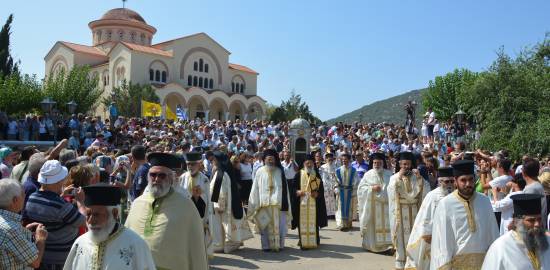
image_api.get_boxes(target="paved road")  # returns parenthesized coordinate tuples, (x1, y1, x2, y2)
(210, 220, 394, 270)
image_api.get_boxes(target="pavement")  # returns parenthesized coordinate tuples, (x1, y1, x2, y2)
(210, 220, 395, 270)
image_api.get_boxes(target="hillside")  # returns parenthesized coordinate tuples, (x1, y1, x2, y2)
(326, 88, 427, 125)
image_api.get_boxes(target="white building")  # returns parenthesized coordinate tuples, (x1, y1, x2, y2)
(44, 8, 267, 121)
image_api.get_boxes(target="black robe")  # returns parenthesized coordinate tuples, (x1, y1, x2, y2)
(289, 168, 328, 230)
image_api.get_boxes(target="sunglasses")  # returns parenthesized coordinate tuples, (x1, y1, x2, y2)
(149, 172, 167, 179)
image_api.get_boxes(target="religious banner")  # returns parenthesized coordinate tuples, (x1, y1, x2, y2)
(141, 100, 161, 117)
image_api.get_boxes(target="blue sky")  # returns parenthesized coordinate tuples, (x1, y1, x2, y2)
(2, 0, 549, 120)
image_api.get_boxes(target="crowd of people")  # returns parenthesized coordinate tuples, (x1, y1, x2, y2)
(1, 114, 550, 270)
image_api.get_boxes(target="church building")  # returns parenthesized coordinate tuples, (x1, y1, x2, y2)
(44, 7, 267, 120)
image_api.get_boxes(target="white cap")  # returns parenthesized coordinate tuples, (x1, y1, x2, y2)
(38, 160, 68, 184)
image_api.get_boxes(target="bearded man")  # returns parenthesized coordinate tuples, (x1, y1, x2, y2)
(64, 184, 156, 269)
(357, 152, 393, 253)
(405, 167, 455, 270)
(248, 149, 292, 252)
(431, 160, 499, 269)
(482, 194, 550, 269)
(178, 151, 213, 257)
(125, 152, 208, 270)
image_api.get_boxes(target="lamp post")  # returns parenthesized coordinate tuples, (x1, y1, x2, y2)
(454, 109, 466, 142)
(67, 101, 77, 114)
(40, 97, 57, 143)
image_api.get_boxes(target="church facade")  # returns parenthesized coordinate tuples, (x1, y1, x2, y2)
(44, 8, 267, 121)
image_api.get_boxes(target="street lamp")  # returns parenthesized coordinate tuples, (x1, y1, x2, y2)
(66, 101, 77, 114)
(455, 109, 466, 122)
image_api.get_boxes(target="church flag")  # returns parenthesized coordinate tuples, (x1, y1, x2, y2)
(141, 100, 161, 117)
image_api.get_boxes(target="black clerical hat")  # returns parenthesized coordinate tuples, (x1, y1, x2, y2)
(147, 152, 181, 169)
(399, 151, 415, 161)
(452, 160, 475, 177)
(370, 152, 386, 161)
(83, 184, 121, 206)
(304, 154, 314, 162)
(511, 193, 543, 217)
(263, 149, 278, 160)
(185, 152, 202, 163)
(438, 167, 454, 178)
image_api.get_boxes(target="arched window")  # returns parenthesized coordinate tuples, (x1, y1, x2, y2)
(140, 33, 146, 44)
(231, 82, 235, 92)
(199, 77, 203, 88)
(235, 83, 240, 93)
(187, 75, 192, 86)
(194, 62, 198, 71)
(240, 84, 245, 93)
(205, 64, 209, 73)
(209, 79, 214, 89)
(155, 70, 160, 82)
(161, 71, 167, 83)
(204, 78, 209, 89)
(107, 31, 112, 41)
(118, 30, 124, 40)
(130, 32, 136, 41)
(193, 76, 198, 86)
(149, 69, 154, 81)
(199, 59, 203, 72)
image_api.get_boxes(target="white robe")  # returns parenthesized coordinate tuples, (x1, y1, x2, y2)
(210, 171, 253, 253)
(482, 230, 550, 270)
(63, 226, 156, 270)
(405, 187, 447, 270)
(430, 191, 499, 270)
(319, 163, 337, 217)
(248, 166, 292, 251)
(388, 172, 430, 269)
(357, 168, 393, 252)
(178, 171, 214, 256)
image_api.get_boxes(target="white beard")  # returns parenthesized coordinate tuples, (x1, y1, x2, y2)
(88, 215, 116, 244)
(149, 182, 171, 198)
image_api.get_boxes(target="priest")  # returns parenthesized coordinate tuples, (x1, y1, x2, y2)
(357, 152, 393, 253)
(290, 154, 328, 249)
(210, 151, 252, 253)
(431, 160, 499, 270)
(319, 153, 337, 218)
(178, 151, 213, 257)
(388, 151, 430, 270)
(405, 167, 455, 270)
(335, 153, 360, 231)
(248, 149, 292, 252)
(482, 193, 550, 269)
(64, 184, 156, 270)
(125, 152, 208, 270)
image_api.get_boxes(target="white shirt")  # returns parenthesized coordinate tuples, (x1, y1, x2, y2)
(489, 175, 513, 202)
(240, 163, 253, 180)
(492, 190, 522, 235)
(281, 160, 298, 180)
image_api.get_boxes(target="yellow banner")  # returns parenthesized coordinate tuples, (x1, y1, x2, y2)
(141, 100, 161, 117)
(166, 106, 176, 120)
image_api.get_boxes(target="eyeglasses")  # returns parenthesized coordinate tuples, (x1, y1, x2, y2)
(149, 172, 167, 179)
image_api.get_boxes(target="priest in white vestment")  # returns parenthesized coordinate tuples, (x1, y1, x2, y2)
(125, 153, 208, 270)
(64, 184, 156, 270)
(431, 160, 499, 270)
(335, 153, 360, 231)
(178, 152, 214, 257)
(482, 193, 550, 270)
(319, 152, 337, 217)
(388, 152, 430, 269)
(248, 149, 292, 252)
(357, 152, 393, 253)
(209, 151, 253, 253)
(405, 167, 455, 270)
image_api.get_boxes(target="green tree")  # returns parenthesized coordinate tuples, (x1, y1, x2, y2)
(422, 68, 478, 121)
(0, 73, 43, 115)
(102, 82, 159, 117)
(0, 14, 18, 77)
(269, 90, 321, 124)
(43, 66, 103, 114)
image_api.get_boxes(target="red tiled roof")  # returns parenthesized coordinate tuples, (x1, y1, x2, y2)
(59, 41, 107, 57)
(119, 42, 173, 57)
(229, 63, 258, 75)
(90, 61, 109, 68)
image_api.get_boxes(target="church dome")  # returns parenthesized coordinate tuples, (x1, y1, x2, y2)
(100, 8, 147, 24)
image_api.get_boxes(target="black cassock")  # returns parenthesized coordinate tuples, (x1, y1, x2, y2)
(289, 168, 328, 246)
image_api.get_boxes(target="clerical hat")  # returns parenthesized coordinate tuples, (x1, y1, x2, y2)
(263, 149, 278, 159)
(369, 152, 386, 161)
(147, 152, 181, 170)
(83, 184, 121, 206)
(304, 154, 314, 162)
(511, 193, 543, 217)
(438, 167, 454, 178)
(452, 160, 475, 177)
(185, 152, 202, 163)
(399, 151, 415, 161)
